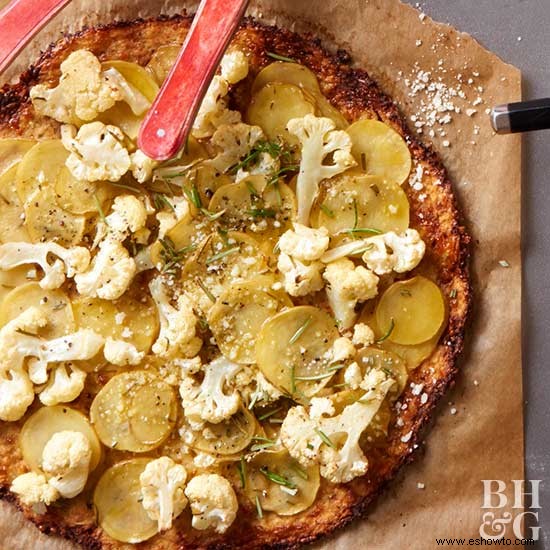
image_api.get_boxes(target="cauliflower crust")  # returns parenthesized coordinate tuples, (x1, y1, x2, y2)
(0, 14, 470, 550)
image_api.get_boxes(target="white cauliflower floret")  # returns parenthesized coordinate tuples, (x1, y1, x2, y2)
(352, 323, 375, 347)
(343, 362, 363, 390)
(61, 122, 131, 182)
(140, 457, 188, 532)
(107, 194, 148, 235)
(103, 338, 144, 366)
(280, 371, 394, 483)
(38, 365, 87, 407)
(156, 196, 192, 239)
(329, 336, 356, 363)
(30, 50, 121, 124)
(278, 223, 330, 262)
(240, 369, 283, 407)
(309, 397, 336, 419)
(180, 357, 242, 427)
(323, 258, 379, 329)
(208, 123, 264, 173)
(41, 431, 92, 498)
(0, 242, 90, 289)
(75, 238, 136, 300)
(0, 308, 103, 420)
(220, 50, 249, 84)
(286, 115, 356, 225)
(102, 67, 151, 116)
(277, 252, 324, 297)
(130, 149, 157, 183)
(184, 474, 238, 534)
(149, 277, 201, 358)
(11, 472, 59, 507)
(361, 229, 425, 275)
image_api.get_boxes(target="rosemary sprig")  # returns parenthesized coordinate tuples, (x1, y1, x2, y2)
(258, 407, 283, 421)
(237, 456, 247, 489)
(267, 164, 300, 186)
(375, 318, 395, 343)
(183, 182, 202, 209)
(259, 467, 297, 489)
(345, 227, 383, 237)
(291, 463, 309, 481)
(195, 277, 216, 303)
(200, 208, 226, 221)
(205, 246, 240, 265)
(294, 372, 336, 382)
(246, 180, 261, 198)
(319, 203, 335, 218)
(109, 181, 140, 193)
(158, 237, 196, 272)
(93, 193, 106, 224)
(250, 440, 277, 452)
(229, 141, 283, 174)
(255, 495, 264, 519)
(153, 193, 176, 213)
(248, 208, 277, 219)
(289, 317, 312, 345)
(266, 52, 296, 63)
(290, 364, 297, 394)
(314, 428, 336, 449)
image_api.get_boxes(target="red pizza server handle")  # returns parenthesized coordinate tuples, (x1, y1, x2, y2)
(138, 0, 249, 160)
(0, 0, 72, 75)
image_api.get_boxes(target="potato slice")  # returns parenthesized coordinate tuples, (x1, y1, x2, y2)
(0, 164, 31, 243)
(0, 264, 37, 288)
(72, 295, 158, 354)
(90, 370, 177, 452)
(54, 167, 113, 215)
(102, 60, 159, 103)
(245, 449, 320, 515)
(0, 282, 74, 338)
(146, 44, 181, 84)
(24, 185, 86, 247)
(255, 306, 339, 399)
(247, 83, 315, 143)
(376, 276, 446, 345)
(149, 217, 199, 271)
(93, 459, 158, 543)
(312, 171, 409, 242)
(347, 118, 412, 185)
(250, 62, 347, 129)
(208, 280, 283, 364)
(188, 408, 257, 456)
(0, 139, 35, 177)
(181, 231, 269, 317)
(98, 102, 142, 141)
(20, 405, 102, 473)
(208, 175, 296, 244)
(16, 140, 68, 203)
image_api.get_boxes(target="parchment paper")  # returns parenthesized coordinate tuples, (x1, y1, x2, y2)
(0, 0, 522, 548)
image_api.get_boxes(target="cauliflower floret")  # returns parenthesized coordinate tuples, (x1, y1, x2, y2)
(156, 196, 192, 239)
(30, 50, 121, 124)
(184, 474, 238, 534)
(280, 371, 394, 483)
(235, 150, 280, 183)
(140, 457, 188, 532)
(361, 229, 425, 275)
(75, 238, 136, 300)
(329, 336, 356, 363)
(108, 194, 148, 235)
(208, 123, 264, 173)
(343, 361, 363, 390)
(220, 50, 249, 84)
(180, 356, 242, 427)
(103, 338, 144, 366)
(130, 149, 157, 183)
(277, 252, 324, 297)
(38, 364, 87, 407)
(239, 369, 283, 407)
(102, 67, 151, 116)
(61, 122, 131, 182)
(309, 397, 336, 419)
(0, 242, 90, 290)
(352, 323, 375, 347)
(323, 258, 379, 329)
(278, 223, 330, 262)
(11, 472, 59, 507)
(149, 277, 201, 358)
(286, 115, 356, 225)
(41, 431, 92, 498)
(0, 308, 103, 420)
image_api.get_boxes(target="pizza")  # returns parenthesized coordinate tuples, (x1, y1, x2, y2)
(0, 14, 471, 550)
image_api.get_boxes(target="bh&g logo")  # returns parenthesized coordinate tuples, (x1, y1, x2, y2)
(481, 480, 541, 541)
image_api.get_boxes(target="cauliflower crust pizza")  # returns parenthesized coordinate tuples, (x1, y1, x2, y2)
(0, 14, 470, 550)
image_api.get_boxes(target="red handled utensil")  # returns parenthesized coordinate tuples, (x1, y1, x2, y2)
(138, 0, 249, 161)
(0, 0, 72, 75)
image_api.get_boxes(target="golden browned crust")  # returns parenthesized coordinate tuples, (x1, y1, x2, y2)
(0, 14, 471, 550)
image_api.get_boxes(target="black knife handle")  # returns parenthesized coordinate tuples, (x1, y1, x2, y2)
(491, 98, 550, 134)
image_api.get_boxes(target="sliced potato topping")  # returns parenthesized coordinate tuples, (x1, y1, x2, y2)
(255, 306, 339, 399)
(90, 371, 177, 452)
(20, 405, 102, 473)
(0, 282, 74, 338)
(0, 164, 31, 244)
(244, 449, 320, 515)
(187, 408, 257, 456)
(312, 170, 409, 242)
(94, 459, 158, 543)
(376, 276, 446, 345)
(146, 44, 181, 84)
(347, 118, 412, 185)
(0, 139, 35, 177)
